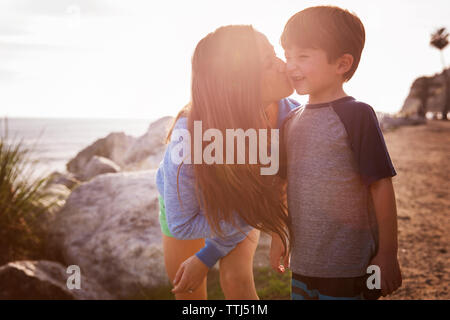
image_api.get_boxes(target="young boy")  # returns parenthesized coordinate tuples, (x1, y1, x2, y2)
(271, 6, 402, 300)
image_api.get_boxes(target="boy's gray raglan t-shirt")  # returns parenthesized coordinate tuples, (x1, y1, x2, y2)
(282, 96, 396, 278)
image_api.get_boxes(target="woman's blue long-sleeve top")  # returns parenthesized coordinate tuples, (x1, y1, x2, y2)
(155, 98, 299, 268)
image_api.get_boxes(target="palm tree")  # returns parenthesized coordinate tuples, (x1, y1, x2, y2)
(430, 27, 449, 120)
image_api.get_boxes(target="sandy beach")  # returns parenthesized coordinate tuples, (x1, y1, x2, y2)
(1, 118, 448, 300)
(382, 120, 449, 299)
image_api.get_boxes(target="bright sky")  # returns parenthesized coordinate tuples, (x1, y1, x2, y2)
(0, 0, 449, 119)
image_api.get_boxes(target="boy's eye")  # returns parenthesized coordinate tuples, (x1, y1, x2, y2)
(285, 55, 308, 61)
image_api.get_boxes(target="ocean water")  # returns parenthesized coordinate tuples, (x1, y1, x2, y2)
(1, 113, 395, 181)
(0, 117, 156, 179)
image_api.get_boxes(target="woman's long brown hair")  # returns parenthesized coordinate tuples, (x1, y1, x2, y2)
(166, 25, 293, 255)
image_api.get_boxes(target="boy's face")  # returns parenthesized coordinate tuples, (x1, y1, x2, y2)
(284, 46, 342, 96)
(256, 34, 294, 105)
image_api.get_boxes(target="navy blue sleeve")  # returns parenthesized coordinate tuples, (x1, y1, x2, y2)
(333, 102, 397, 186)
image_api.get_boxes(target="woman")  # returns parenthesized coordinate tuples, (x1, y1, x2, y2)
(155, 25, 298, 300)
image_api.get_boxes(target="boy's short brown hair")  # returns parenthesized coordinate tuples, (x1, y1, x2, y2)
(281, 6, 365, 81)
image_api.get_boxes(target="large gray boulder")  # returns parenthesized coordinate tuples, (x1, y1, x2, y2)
(80, 155, 121, 181)
(122, 116, 173, 171)
(46, 171, 80, 190)
(66, 132, 135, 178)
(47, 170, 167, 299)
(41, 183, 72, 208)
(65, 116, 174, 178)
(0, 260, 111, 300)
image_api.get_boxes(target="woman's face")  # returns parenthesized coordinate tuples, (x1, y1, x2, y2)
(256, 34, 294, 105)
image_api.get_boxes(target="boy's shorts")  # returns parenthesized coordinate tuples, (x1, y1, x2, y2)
(291, 273, 382, 300)
(158, 195, 174, 237)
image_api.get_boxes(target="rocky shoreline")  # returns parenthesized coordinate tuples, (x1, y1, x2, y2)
(0, 111, 434, 299)
(1, 115, 174, 299)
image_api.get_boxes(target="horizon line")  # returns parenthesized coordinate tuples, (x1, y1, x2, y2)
(0, 115, 166, 121)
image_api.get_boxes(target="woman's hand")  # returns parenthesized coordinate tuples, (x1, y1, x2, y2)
(171, 255, 209, 294)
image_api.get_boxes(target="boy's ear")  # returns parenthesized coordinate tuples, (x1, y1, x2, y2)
(336, 53, 354, 76)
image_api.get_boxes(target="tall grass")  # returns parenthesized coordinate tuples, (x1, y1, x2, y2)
(0, 117, 57, 265)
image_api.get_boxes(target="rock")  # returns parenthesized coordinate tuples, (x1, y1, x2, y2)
(34, 183, 71, 236)
(0, 260, 112, 300)
(47, 170, 167, 299)
(80, 155, 121, 181)
(43, 183, 71, 204)
(401, 68, 450, 116)
(379, 114, 426, 131)
(46, 171, 80, 190)
(31, 182, 73, 238)
(40, 183, 72, 219)
(66, 132, 135, 177)
(400, 96, 423, 117)
(121, 153, 165, 172)
(122, 116, 174, 171)
(65, 117, 174, 177)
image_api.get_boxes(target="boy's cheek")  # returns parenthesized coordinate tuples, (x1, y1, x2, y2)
(285, 62, 298, 75)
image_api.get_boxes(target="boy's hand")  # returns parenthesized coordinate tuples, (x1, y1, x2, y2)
(369, 250, 402, 297)
(171, 255, 209, 294)
(270, 233, 290, 274)
(369, 177, 402, 297)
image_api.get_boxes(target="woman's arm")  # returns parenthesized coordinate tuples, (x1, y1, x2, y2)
(158, 132, 248, 239)
(156, 118, 252, 266)
(156, 118, 232, 238)
(171, 232, 251, 294)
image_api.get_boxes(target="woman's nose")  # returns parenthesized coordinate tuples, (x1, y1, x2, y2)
(285, 60, 297, 73)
